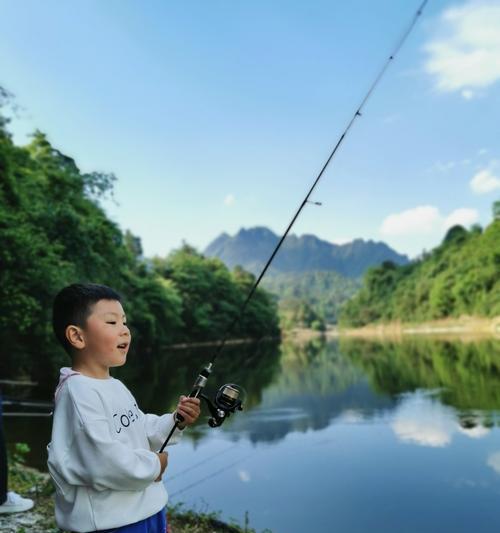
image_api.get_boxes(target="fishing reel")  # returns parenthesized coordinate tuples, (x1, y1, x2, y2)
(173, 364, 244, 431)
(199, 383, 244, 428)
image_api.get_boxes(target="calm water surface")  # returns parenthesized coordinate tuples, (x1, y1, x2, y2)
(4, 337, 500, 533)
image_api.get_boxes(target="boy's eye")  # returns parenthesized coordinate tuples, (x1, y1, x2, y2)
(106, 321, 117, 325)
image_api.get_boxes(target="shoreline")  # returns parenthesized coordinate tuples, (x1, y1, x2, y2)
(284, 316, 500, 342)
(337, 315, 500, 339)
(166, 334, 280, 349)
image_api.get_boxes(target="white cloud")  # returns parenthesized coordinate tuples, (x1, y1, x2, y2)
(443, 207, 479, 229)
(470, 168, 500, 194)
(424, 2, 500, 98)
(461, 89, 475, 100)
(224, 193, 236, 206)
(427, 155, 480, 174)
(338, 409, 364, 423)
(431, 160, 457, 173)
(487, 452, 500, 474)
(382, 114, 400, 124)
(332, 237, 353, 246)
(391, 394, 456, 448)
(381, 205, 479, 237)
(380, 206, 441, 236)
(392, 394, 491, 448)
(237, 469, 251, 482)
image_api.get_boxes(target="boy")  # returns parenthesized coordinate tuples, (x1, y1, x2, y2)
(47, 283, 200, 532)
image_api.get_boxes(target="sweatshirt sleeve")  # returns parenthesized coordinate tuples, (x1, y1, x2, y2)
(142, 410, 185, 451)
(57, 419, 161, 492)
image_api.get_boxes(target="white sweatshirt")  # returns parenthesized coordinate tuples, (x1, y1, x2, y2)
(46, 367, 184, 532)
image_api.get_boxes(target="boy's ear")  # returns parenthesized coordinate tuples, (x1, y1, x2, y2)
(65, 325, 86, 350)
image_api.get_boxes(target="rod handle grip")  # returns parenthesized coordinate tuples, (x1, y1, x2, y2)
(175, 387, 200, 423)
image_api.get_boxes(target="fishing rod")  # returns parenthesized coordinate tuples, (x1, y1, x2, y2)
(159, 0, 429, 452)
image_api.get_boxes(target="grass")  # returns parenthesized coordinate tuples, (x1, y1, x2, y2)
(1, 443, 271, 533)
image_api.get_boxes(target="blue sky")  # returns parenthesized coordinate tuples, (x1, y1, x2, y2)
(1, 0, 499, 258)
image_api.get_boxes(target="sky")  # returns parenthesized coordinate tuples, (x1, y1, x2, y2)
(0, 0, 499, 259)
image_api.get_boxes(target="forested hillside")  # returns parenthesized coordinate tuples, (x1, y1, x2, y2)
(340, 213, 500, 327)
(0, 98, 279, 382)
(262, 270, 362, 326)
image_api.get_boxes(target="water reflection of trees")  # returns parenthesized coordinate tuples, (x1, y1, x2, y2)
(113, 339, 283, 444)
(340, 337, 500, 425)
(222, 338, 393, 444)
(21, 336, 500, 451)
(221, 337, 500, 444)
(117, 337, 394, 445)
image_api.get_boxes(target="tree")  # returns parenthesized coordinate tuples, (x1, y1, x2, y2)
(0, 104, 280, 381)
(493, 200, 500, 221)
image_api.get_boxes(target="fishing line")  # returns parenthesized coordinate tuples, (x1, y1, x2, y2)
(167, 443, 239, 482)
(159, 0, 429, 452)
(168, 453, 254, 499)
(168, 432, 347, 498)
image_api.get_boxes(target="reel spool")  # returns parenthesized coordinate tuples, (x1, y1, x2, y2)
(200, 383, 245, 428)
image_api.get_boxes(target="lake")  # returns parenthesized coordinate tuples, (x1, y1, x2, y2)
(3, 336, 500, 533)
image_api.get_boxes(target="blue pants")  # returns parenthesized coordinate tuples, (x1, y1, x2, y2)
(95, 508, 167, 533)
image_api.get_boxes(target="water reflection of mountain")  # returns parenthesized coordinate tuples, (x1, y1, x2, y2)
(221, 339, 395, 443)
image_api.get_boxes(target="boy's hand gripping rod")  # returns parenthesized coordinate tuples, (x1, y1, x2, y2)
(158, 0, 429, 453)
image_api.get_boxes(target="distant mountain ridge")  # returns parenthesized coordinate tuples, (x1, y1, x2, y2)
(204, 226, 409, 278)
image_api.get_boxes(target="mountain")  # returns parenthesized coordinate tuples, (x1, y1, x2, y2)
(204, 226, 409, 278)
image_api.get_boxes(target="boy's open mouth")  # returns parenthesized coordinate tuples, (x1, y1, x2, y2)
(117, 342, 129, 349)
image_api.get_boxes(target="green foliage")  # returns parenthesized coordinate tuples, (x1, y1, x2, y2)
(168, 501, 271, 533)
(151, 249, 280, 342)
(340, 217, 500, 326)
(278, 298, 327, 331)
(340, 337, 500, 412)
(0, 105, 279, 382)
(262, 270, 361, 325)
(493, 200, 500, 220)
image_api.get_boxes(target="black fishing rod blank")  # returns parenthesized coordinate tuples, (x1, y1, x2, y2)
(159, 0, 429, 452)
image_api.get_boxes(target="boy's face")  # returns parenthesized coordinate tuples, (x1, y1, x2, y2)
(76, 299, 131, 367)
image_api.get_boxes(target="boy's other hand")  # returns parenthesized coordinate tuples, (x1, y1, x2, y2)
(154, 452, 168, 481)
(175, 395, 201, 429)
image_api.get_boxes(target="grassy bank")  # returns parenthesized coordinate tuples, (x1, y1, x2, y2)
(1, 444, 270, 533)
(336, 315, 500, 340)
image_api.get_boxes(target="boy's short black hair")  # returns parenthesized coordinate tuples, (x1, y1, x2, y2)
(52, 283, 122, 356)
